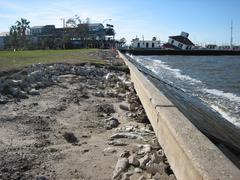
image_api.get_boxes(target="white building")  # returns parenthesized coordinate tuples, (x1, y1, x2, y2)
(131, 38, 161, 49)
(218, 45, 231, 50)
(163, 32, 194, 50)
(205, 44, 218, 50)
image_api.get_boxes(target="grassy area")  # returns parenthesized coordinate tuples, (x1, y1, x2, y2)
(0, 49, 107, 71)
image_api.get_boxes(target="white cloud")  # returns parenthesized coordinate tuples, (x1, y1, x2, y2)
(21, 1, 120, 28)
(0, 1, 24, 11)
(0, 1, 173, 42)
(0, 13, 16, 19)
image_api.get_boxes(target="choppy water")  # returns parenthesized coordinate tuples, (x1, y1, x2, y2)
(130, 55, 240, 127)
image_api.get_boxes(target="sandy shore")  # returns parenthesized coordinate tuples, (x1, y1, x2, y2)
(0, 50, 175, 180)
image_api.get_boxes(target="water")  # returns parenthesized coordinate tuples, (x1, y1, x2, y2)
(130, 55, 240, 127)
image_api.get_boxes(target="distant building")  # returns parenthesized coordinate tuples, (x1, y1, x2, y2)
(30, 23, 117, 48)
(163, 31, 194, 50)
(30, 23, 108, 40)
(218, 45, 231, 50)
(232, 46, 240, 50)
(191, 45, 205, 50)
(131, 38, 161, 49)
(0, 32, 8, 50)
(205, 44, 217, 50)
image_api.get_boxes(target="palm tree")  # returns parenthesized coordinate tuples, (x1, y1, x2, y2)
(16, 18, 30, 38)
(10, 25, 17, 36)
(16, 18, 30, 48)
(9, 25, 19, 49)
(7, 18, 30, 50)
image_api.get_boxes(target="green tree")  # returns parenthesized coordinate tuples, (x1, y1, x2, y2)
(66, 15, 81, 28)
(66, 18, 77, 28)
(16, 18, 30, 49)
(66, 15, 89, 47)
(62, 35, 70, 49)
(54, 38, 63, 49)
(41, 38, 48, 49)
(16, 18, 30, 39)
(8, 18, 30, 50)
(9, 25, 19, 49)
(77, 23, 89, 47)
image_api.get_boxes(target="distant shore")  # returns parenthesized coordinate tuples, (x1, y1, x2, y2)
(121, 49, 240, 56)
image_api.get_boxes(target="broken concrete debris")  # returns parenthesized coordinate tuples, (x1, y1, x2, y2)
(109, 121, 175, 179)
(110, 132, 145, 140)
(108, 140, 128, 146)
(0, 51, 175, 179)
(112, 157, 129, 179)
(63, 132, 78, 144)
(96, 103, 115, 115)
(103, 117, 120, 130)
(29, 88, 40, 96)
(136, 144, 152, 155)
(129, 155, 140, 167)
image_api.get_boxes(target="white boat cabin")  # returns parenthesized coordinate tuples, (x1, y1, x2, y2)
(131, 38, 161, 49)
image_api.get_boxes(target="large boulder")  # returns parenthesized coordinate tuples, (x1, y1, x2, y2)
(27, 70, 43, 83)
(9, 87, 20, 97)
(137, 144, 152, 155)
(103, 117, 120, 130)
(96, 104, 115, 115)
(29, 89, 40, 96)
(112, 157, 129, 179)
(139, 154, 151, 169)
(0, 95, 8, 104)
(10, 79, 23, 87)
(128, 155, 140, 167)
(105, 73, 119, 83)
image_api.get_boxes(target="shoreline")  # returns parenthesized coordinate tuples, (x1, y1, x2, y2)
(118, 51, 240, 179)
(122, 53, 240, 167)
(0, 50, 176, 179)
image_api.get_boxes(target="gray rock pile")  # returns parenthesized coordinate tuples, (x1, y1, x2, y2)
(0, 63, 109, 103)
(109, 124, 175, 179)
(111, 138, 176, 180)
(0, 58, 176, 179)
(125, 90, 149, 124)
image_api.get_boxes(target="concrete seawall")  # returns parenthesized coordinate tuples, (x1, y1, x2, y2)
(118, 51, 240, 180)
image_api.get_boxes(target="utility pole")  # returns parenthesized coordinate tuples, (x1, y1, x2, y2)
(230, 20, 233, 49)
(61, 18, 65, 28)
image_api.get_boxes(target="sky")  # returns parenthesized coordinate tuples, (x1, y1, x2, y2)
(0, 0, 240, 45)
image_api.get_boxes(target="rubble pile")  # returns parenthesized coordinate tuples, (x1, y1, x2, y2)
(93, 67, 176, 179)
(109, 126, 176, 180)
(107, 120, 175, 179)
(0, 55, 176, 179)
(0, 63, 109, 103)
